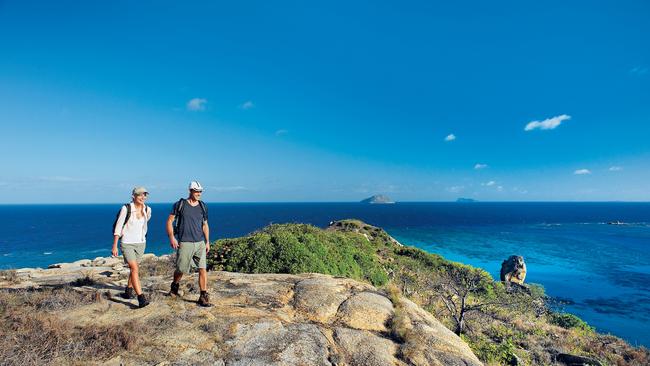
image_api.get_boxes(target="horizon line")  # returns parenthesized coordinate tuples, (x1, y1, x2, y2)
(1, 200, 649, 205)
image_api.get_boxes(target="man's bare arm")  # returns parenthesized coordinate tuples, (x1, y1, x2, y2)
(203, 221, 210, 253)
(167, 214, 179, 249)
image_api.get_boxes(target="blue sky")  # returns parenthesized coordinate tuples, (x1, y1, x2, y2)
(0, 1, 648, 203)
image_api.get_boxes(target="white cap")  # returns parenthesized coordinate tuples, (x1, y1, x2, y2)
(189, 181, 203, 192)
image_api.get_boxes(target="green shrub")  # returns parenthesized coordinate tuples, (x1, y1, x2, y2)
(207, 223, 388, 286)
(466, 334, 519, 365)
(549, 312, 594, 332)
(394, 246, 445, 270)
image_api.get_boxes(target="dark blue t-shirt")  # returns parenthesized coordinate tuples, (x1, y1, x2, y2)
(171, 200, 208, 242)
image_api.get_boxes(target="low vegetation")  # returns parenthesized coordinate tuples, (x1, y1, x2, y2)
(0, 269, 19, 284)
(208, 223, 388, 286)
(207, 219, 650, 366)
(0, 285, 143, 365)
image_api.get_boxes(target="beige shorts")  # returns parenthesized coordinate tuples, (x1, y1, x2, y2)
(176, 241, 207, 274)
(121, 242, 146, 264)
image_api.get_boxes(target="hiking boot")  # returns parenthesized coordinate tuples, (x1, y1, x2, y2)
(198, 291, 212, 307)
(137, 294, 150, 308)
(169, 281, 180, 297)
(121, 287, 135, 300)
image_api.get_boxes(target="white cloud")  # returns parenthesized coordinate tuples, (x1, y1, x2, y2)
(482, 180, 496, 186)
(630, 66, 648, 75)
(513, 187, 528, 194)
(524, 114, 571, 131)
(474, 163, 488, 170)
(240, 100, 254, 110)
(574, 169, 591, 175)
(187, 98, 207, 111)
(275, 129, 288, 136)
(444, 134, 456, 142)
(609, 166, 623, 172)
(446, 185, 464, 193)
(497, 185, 504, 192)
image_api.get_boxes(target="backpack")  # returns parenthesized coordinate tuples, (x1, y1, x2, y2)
(173, 198, 207, 237)
(112, 203, 148, 237)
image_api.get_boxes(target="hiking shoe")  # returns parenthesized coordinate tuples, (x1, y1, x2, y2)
(169, 281, 180, 297)
(121, 287, 135, 300)
(137, 294, 150, 308)
(198, 291, 213, 307)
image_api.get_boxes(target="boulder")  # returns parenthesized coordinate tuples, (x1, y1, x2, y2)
(141, 253, 157, 261)
(334, 327, 402, 366)
(73, 259, 92, 267)
(556, 353, 603, 366)
(500, 255, 527, 284)
(92, 256, 122, 267)
(396, 298, 483, 366)
(47, 262, 80, 269)
(336, 291, 394, 332)
(293, 277, 351, 323)
(226, 321, 331, 366)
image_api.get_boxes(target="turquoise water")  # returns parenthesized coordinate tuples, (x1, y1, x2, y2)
(0, 202, 648, 346)
(388, 223, 650, 347)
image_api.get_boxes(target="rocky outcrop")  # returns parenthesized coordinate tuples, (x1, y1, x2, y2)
(1, 255, 482, 366)
(555, 353, 604, 366)
(500, 255, 527, 284)
(327, 219, 403, 247)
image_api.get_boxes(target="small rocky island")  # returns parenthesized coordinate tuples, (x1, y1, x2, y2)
(360, 194, 395, 204)
(456, 197, 477, 203)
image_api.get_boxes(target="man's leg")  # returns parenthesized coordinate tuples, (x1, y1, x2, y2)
(169, 271, 182, 297)
(171, 242, 191, 296)
(196, 242, 212, 307)
(173, 271, 183, 283)
(198, 268, 207, 292)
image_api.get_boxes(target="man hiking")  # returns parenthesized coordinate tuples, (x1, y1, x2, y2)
(167, 181, 212, 307)
(112, 186, 151, 308)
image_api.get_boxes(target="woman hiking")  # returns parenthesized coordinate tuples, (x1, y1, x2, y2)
(112, 186, 151, 308)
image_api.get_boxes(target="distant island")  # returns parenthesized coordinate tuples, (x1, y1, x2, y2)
(456, 197, 477, 203)
(360, 194, 395, 204)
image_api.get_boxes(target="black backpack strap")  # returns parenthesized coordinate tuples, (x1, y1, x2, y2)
(113, 203, 131, 237)
(174, 199, 185, 236)
(198, 200, 207, 222)
(176, 198, 185, 216)
(123, 203, 131, 229)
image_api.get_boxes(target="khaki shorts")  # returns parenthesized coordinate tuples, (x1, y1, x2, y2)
(176, 241, 207, 274)
(121, 242, 146, 264)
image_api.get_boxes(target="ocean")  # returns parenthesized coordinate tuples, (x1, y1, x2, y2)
(0, 202, 648, 346)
